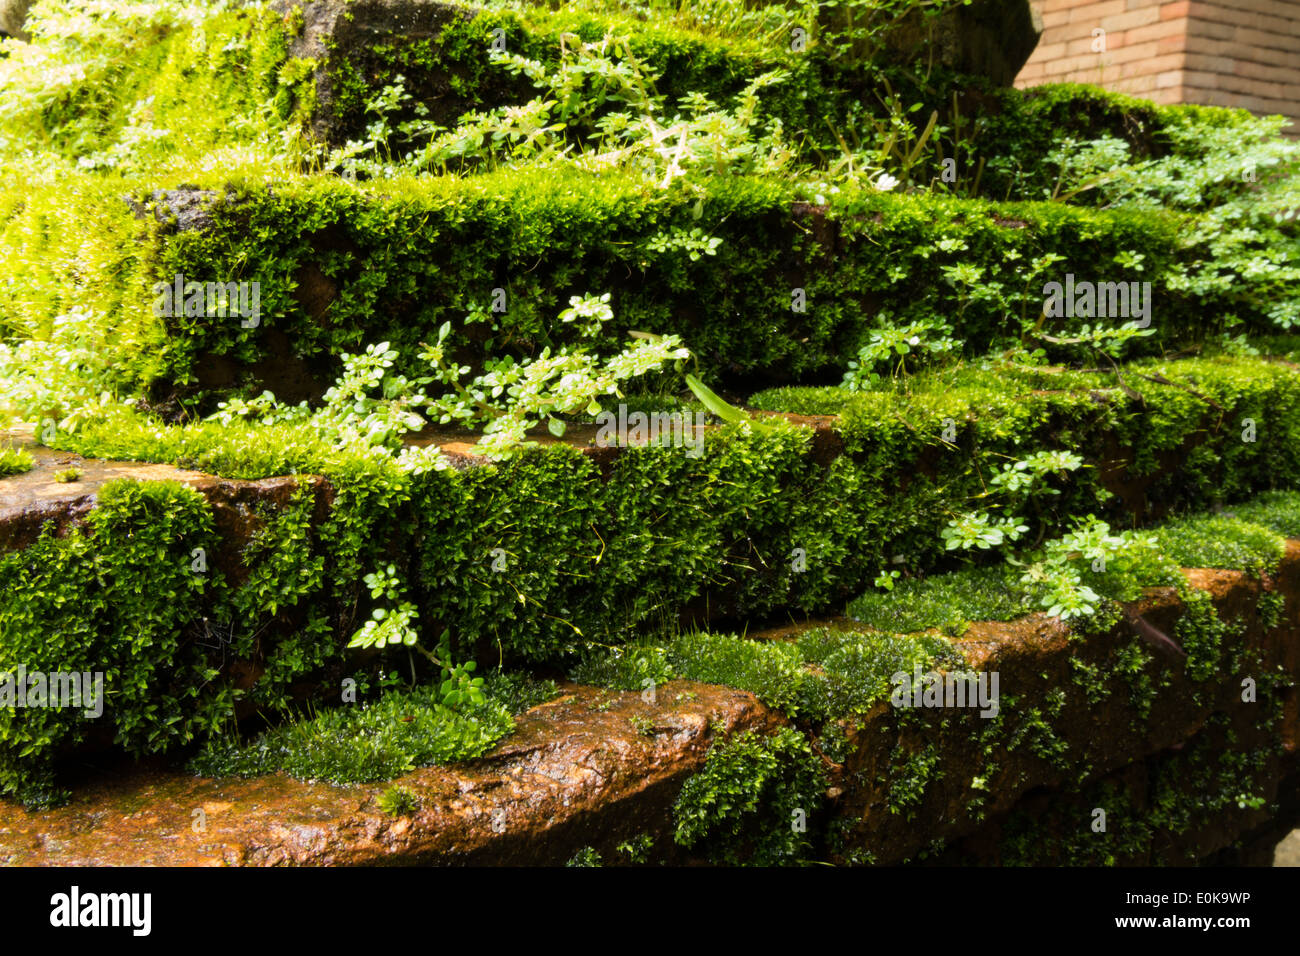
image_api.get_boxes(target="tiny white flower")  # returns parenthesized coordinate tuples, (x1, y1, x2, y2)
(874, 172, 899, 192)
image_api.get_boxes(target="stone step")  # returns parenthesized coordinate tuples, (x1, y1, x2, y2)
(2, 353, 1296, 801)
(4, 537, 1294, 865)
(101, 174, 1211, 404)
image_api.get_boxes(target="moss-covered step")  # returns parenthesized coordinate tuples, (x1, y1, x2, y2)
(751, 355, 1300, 521)
(276, 0, 838, 146)
(0, 680, 778, 865)
(826, 546, 1299, 864)
(273, 0, 1046, 144)
(4, 354, 1298, 803)
(22, 170, 1250, 407)
(0, 0, 1206, 186)
(4, 535, 1295, 864)
(569, 523, 1300, 864)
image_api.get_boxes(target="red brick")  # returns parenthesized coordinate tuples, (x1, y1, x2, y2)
(1144, 87, 1186, 103)
(1183, 52, 1239, 73)
(1044, 53, 1108, 75)
(1066, 35, 1109, 55)
(1033, 41, 1070, 61)
(1234, 59, 1300, 87)
(1120, 52, 1185, 76)
(1235, 26, 1300, 56)
(1124, 17, 1186, 43)
(1116, 71, 1162, 89)
(1161, 1, 1192, 19)
(1189, 1, 1300, 29)
(1156, 68, 1185, 87)
(1103, 39, 1162, 63)
(1073, 0, 1128, 22)
(1100, 7, 1161, 29)
(1184, 17, 1238, 40)
(1157, 33, 1189, 54)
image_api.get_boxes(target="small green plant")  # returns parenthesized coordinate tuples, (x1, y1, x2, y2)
(629, 715, 655, 737)
(616, 832, 656, 864)
(0, 446, 34, 477)
(842, 314, 958, 390)
(673, 727, 826, 866)
(347, 565, 486, 711)
(565, 846, 603, 867)
(377, 786, 420, 817)
(52, 466, 82, 483)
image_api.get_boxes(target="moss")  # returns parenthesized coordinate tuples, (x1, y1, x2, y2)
(846, 565, 1032, 636)
(1257, 590, 1285, 632)
(377, 785, 419, 817)
(885, 740, 941, 819)
(673, 726, 826, 866)
(796, 627, 965, 721)
(480, 671, 561, 715)
(187, 682, 514, 785)
(0, 479, 220, 806)
(571, 624, 963, 729)
(998, 713, 1277, 866)
(668, 632, 808, 716)
(1151, 514, 1286, 576)
(570, 640, 674, 691)
(1174, 590, 1239, 686)
(1229, 490, 1300, 539)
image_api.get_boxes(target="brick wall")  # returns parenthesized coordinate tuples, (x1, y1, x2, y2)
(1016, 0, 1300, 134)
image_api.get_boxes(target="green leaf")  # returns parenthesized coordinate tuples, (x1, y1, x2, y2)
(684, 374, 747, 424)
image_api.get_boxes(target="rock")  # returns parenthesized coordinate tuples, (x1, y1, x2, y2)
(124, 187, 221, 233)
(0, 0, 32, 43)
(0, 682, 778, 865)
(272, 0, 476, 144)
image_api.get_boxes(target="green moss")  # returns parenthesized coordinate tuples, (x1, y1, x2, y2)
(571, 624, 964, 728)
(673, 726, 826, 866)
(570, 640, 674, 691)
(886, 740, 941, 819)
(1229, 490, 1300, 539)
(846, 565, 1031, 636)
(0, 479, 220, 806)
(998, 714, 1277, 866)
(51, 413, 342, 481)
(377, 785, 419, 817)
(480, 671, 561, 715)
(796, 627, 965, 721)
(1174, 590, 1239, 686)
(668, 632, 808, 716)
(187, 683, 514, 785)
(1151, 515, 1286, 576)
(1257, 591, 1285, 632)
